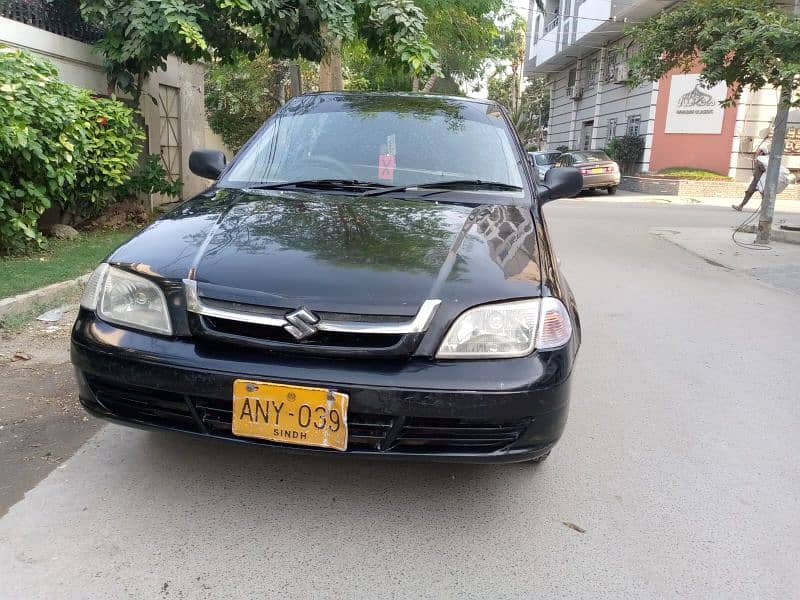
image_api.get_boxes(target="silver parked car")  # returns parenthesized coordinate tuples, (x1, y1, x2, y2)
(528, 151, 562, 181)
(554, 150, 620, 194)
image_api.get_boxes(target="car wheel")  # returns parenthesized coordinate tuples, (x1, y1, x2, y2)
(607, 186, 618, 195)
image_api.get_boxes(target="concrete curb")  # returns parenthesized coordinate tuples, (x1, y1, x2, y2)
(562, 192, 800, 212)
(0, 273, 90, 320)
(738, 225, 800, 245)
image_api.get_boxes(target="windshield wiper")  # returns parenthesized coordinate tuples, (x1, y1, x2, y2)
(243, 179, 390, 192)
(362, 180, 522, 197)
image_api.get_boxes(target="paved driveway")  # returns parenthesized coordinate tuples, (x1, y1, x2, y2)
(2, 202, 799, 598)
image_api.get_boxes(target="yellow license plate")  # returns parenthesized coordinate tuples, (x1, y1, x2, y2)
(591, 167, 604, 174)
(232, 380, 349, 451)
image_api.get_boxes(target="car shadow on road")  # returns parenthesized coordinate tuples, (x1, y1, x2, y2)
(121, 427, 547, 531)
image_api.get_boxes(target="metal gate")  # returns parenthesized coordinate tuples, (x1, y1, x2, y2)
(157, 84, 181, 205)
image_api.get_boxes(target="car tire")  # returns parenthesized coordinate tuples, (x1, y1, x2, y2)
(607, 186, 618, 195)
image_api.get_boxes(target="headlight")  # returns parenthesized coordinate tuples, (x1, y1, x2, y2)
(436, 298, 571, 359)
(81, 264, 172, 335)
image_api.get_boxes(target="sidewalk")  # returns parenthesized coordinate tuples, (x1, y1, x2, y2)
(566, 189, 800, 213)
(651, 226, 800, 296)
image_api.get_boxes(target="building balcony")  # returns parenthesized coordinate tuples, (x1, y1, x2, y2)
(526, 0, 680, 75)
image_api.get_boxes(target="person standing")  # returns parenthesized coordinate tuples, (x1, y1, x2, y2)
(732, 139, 771, 211)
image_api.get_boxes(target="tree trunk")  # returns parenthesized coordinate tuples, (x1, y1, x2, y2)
(755, 85, 791, 244)
(289, 62, 302, 97)
(319, 28, 343, 91)
(411, 76, 420, 92)
(421, 75, 437, 93)
(276, 77, 286, 105)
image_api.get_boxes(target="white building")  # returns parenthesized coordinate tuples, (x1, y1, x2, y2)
(1, 0, 229, 205)
(524, 0, 799, 181)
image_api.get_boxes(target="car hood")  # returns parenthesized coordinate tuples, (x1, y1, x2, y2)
(110, 188, 543, 315)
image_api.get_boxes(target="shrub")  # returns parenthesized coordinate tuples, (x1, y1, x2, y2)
(606, 135, 645, 175)
(656, 167, 730, 180)
(0, 47, 142, 253)
(69, 94, 144, 220)
(118, 154, 183, 199)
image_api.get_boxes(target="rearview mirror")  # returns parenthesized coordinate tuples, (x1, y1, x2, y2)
(189, 149, 227, 180)
(538, 167, 583, 204)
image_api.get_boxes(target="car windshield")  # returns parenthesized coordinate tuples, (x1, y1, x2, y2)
(570, 151, 611, 163)
(221, 94, 524, 190)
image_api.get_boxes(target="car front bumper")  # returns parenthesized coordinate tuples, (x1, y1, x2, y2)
(71, 311, 577, 463)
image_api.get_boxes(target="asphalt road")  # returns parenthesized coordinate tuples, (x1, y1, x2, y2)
(2, 200, 799, 599)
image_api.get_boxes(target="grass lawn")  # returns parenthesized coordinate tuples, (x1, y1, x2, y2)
(656, 167, 731, 180)
(0, 229, 137, 299)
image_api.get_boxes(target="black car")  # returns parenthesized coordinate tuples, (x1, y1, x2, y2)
(71, 93, 582, 463)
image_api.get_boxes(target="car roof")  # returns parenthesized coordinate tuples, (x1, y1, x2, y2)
(299, 91, 500, 109)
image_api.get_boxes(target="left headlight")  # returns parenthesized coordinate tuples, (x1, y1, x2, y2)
(81, 264, 172, 335)
(436, 298, 572, 359)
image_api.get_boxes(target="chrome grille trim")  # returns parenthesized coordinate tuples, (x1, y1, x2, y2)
(183, 280, 441, 335)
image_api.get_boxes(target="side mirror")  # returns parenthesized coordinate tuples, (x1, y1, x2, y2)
(539, 167, 583, 204)
(189, 149, 226, 180)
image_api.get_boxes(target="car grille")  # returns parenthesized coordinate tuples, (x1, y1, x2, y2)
(86, 377, 528, 455)
(201, 316, 405, 349)
(189, 297, 421, 358)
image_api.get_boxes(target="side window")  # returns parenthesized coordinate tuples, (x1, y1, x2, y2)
(567, 68, 577, 89)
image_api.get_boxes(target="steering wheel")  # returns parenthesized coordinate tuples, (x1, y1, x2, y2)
(301, 155, 356, 180)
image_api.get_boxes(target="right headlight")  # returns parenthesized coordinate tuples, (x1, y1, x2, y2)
(436, 297, 572, 359)
(81, 264, 173, 335)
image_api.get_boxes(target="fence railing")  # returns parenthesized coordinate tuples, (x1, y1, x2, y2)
(0, 0, 103, 44)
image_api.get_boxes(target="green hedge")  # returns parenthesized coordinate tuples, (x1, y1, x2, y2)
(0, 47, 143, 254)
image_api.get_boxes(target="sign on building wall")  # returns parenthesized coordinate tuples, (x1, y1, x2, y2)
(665, 74, 727, 134)
(786, 127, 800, 155)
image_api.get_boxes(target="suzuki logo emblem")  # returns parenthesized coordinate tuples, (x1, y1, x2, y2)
(284, 307, 319, 340)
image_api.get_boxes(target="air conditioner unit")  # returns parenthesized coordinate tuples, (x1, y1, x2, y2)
(614, 62, 630, 83)
(567, 85, 583, 100)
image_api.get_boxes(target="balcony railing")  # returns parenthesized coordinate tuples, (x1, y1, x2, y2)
(544, 14, 560, 33)
(0, 0, 103, 44)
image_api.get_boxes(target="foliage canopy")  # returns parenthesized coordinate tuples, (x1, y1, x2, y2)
(343, 0, 515, 92)
(80, 0, 439, 101)
(628, 0, 800, 107)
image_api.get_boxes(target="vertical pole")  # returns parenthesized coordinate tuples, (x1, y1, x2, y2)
(754, 1, 797, 243)
(755, 86, 791, 244)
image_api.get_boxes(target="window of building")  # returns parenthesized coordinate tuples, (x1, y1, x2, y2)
(604, 48, 620, 82)
(585, 57, 598, 87)
(606, 118, 617, 144)
(534, 15, 541, 44)
(626, 114, 641, 137)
